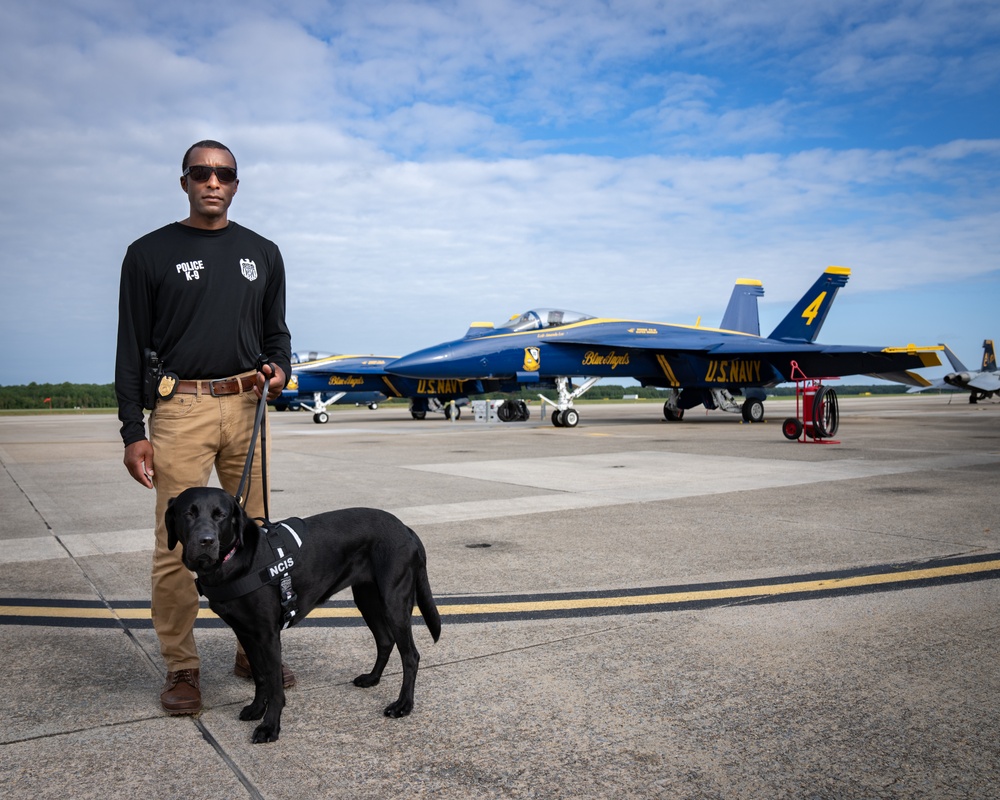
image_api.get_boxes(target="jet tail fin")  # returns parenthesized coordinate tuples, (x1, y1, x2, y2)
(720, 279, 764, 335)
(941, 344, 968, 373)
(768, 266, 851, 343)
(982, 339, 997, 372)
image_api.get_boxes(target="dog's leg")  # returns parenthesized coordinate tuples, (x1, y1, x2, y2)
(382, 590, 421, 718)
(351, 583, 395, 689)
(238, 632, 286, 743)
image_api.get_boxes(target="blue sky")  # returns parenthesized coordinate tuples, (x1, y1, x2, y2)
(0, 0, 997, 386)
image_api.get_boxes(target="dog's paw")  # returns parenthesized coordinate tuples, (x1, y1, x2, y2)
(353, 673, 381, 688)
(383, 698, 413, 718)
(251, 723, 280, 743)
(239, 702, 266, 721)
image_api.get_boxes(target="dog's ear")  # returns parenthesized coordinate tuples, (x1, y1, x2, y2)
(229, 494, 249, 545)
(165, 496, 179, 551)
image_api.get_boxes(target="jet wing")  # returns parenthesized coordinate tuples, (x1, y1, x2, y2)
(968, 372, 1000, 392)
(865, 371, 932, 388)
(549, 330, 941, 381)
(551, 329, 940, 361)
(907, 378, 960, 393)
(548, 326, 763, 353)
(710, 343, 942, 382)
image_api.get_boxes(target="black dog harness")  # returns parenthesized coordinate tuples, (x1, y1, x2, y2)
(197, 517, 307, 629)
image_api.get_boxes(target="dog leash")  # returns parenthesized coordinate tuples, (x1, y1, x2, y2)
(235, 357, 271, 521)
(224, 358, 301, 627)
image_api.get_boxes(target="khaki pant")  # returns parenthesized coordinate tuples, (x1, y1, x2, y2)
(148, 377, 268, 671)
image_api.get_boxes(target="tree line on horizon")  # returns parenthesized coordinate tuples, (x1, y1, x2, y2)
(0, 383, 119, 410)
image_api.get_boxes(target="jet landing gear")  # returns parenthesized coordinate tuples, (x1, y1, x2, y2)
(741, 397, 765, 423)
(409, 397, 462, 420)
(300, 391, 346, 424)
(662, 388, 766, 423)
(542, 377, 600, 428)
(710, 388, 766, 423)
(663, 390, 684, 421)
(550, 408, 580, 427)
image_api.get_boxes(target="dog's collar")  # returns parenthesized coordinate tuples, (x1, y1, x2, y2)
(221, 542, 239, 564)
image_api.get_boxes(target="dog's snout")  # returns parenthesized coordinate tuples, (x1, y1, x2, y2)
(185, 523, 221, 570)
(187, 521, 219, 551)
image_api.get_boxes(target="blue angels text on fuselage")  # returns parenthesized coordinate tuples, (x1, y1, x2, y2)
(385, 267, 942, 428)
(272, 352, 480, 423)
(908, 340, 998, 403)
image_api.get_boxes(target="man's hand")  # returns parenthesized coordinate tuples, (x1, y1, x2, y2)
(255, 362, 286, 401)
(124, 439, 155, 489)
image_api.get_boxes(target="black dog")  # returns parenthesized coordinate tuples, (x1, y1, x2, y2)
(165, 486, 441, 743)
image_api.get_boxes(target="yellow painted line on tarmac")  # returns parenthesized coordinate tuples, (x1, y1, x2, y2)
(293, 556, 1000, 618)
(276, 606, 361, 619)
(2, 557, 999, 625)
(432, 558, 1000, 616)
(0, 604, 362, 622)
(0, 605, 118, 619)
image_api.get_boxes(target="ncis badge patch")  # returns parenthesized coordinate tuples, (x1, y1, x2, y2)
(240, 259, 258, 281)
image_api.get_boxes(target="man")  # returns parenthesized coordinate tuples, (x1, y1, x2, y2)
(115, 140, 293, 714)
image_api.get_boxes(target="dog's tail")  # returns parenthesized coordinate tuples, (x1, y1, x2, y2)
(416, 565, 441, 642)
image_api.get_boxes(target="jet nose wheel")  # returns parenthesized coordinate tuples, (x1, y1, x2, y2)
(560, 408, 579, 427)
(313, 411, 329, 424)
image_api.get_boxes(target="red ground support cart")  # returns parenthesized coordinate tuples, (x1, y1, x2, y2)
(781, 362, 841, 444)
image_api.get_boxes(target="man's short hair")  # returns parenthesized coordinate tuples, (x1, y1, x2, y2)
(182, 140, 237, 172)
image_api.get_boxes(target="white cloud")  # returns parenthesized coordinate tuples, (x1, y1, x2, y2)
(0, 0, 997, 383)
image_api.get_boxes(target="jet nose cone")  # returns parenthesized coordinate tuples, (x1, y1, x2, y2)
(387, 349, 453, 378)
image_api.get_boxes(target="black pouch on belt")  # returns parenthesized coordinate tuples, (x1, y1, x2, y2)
(143, 349, 178, 408)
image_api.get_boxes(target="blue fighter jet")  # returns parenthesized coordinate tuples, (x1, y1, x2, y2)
(386, 266, 942, 428)
(275, 352, 480, 423)
(271, 351, 386, 417)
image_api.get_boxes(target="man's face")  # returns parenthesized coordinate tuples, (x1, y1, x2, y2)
(180, 147, 239, 225)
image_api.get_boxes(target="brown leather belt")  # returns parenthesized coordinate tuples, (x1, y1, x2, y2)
(174, 373, 257, 396)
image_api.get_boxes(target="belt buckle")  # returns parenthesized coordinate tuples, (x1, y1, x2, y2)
(209, 378, 229, 397)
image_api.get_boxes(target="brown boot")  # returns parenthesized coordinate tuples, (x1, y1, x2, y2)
(161, 668, 202, 715)
(234, 649, 296, 688)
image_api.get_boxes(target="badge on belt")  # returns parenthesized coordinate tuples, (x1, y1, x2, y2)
(157, 373, 179, 401)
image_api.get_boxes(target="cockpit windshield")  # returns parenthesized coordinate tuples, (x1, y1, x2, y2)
(496, 308, 595, 333)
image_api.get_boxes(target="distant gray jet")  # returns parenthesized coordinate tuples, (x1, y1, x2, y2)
(910, 340, 998, 402)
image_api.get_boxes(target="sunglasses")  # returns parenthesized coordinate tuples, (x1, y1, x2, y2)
(182, 165, 238, 184)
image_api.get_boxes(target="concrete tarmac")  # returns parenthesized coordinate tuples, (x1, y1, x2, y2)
(1, 394, 998, 799)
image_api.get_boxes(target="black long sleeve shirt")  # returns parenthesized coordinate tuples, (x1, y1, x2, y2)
(115, 221, 292, 446)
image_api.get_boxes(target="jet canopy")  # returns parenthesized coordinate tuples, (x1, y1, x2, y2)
(498, 308, 594, 333)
